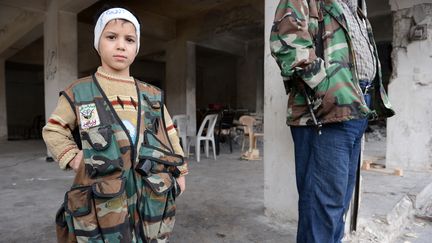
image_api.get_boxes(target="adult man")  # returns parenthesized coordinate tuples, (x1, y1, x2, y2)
(270, 0, 394, 242)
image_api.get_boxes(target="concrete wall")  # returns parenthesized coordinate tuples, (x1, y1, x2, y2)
(0, 59, 7, 140)
(387, 2, 432, 170)
(389, 0, 432, 11)
(263, 1, 298, 223)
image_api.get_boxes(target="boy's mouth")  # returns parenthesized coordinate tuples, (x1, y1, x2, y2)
(113, 55, 127, 60)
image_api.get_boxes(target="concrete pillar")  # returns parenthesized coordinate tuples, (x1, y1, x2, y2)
(165, 40, 186, 115)
(237, 47, 257, 111)
(236, 41, 264, 113)
(0, 59, 7, 140)
(165, 39, 197, 137)
(256, 57, 264, 115)
(263, 1, 298, 222)
(186, 42, 197, 136)
(44, 0, 77, 122)
(386, 1, 432, 170)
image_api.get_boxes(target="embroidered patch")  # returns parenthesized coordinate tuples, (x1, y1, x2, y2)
(79, 103, 100, 129)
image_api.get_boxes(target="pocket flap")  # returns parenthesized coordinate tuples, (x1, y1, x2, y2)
(144, 173, 173, 195)
(92, 177, 126, 198)
(81, 125, 113, 151)
(138, 147, 184, 167)
(87, 155, 123, 178)
(65, 187, 92, 217)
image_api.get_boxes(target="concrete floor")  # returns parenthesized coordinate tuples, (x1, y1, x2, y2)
(0, 140, 296, 243)
(1, 138, 431, 243)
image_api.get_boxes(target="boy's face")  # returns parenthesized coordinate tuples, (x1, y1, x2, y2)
(98, 19, 138, 76)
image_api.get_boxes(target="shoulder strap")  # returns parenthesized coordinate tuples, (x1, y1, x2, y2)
(314, 0, 325, 59)
(315, 20, 325, 59)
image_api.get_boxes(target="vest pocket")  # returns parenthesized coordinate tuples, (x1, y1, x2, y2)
(143, 172, 174, 195)
(81, 124, 124, 178)
(63, 178, 133, 243)
(87, 155, 123, 178)
(65, 186, 103, 242)
(140, 173, 176, 241)
(136, 133, 182, 240)
(92, 177, 133, 242)
(138, 145, 184, 167)
(55, 203, 77, 243)
(81, 125, 113, 151)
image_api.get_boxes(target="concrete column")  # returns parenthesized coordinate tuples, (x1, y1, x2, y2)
(165, 39, 197, 136)
(0, 59, 7, 140)
(386, 2, 432, 170)
(44, 0, 77, 122)
(263, 1, 298, 222)
(186, 42, 197, 136)
(256, 58, 264, 115)
(237, 47, 257, 111)
(165, 39, 186, 115)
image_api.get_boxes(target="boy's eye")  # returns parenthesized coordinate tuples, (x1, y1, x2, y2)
(126, 38, 135, 43)
(106, 35, 116, 40)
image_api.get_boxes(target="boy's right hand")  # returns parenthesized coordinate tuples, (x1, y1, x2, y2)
(69, 150, 83, 172)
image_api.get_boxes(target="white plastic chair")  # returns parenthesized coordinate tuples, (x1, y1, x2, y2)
(172, 114, 189, 156)
(187, 113, 218, 162)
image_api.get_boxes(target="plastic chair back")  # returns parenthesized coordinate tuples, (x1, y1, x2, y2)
(197, 113, 218, 138)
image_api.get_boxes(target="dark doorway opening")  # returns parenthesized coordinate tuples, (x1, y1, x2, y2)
(5, 62, 45, 140)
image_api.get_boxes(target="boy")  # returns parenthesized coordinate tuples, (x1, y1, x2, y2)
(43, 7, 187, 243)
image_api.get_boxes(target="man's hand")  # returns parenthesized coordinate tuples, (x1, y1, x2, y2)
(69, 150, 83, 172)
(176, 176, 186, 195)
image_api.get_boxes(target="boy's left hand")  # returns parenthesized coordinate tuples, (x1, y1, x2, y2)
(176, 176, 186, 195)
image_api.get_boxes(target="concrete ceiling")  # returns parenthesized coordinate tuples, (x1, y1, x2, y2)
(0, 0, 46, 13)
(2, 0, 392, 67)
(77, 0, 235, 24)
(0, 0, 99, 61)
(2, 0, 264, 67)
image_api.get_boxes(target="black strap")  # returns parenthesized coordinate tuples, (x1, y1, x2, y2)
(315, 19, 325, 59)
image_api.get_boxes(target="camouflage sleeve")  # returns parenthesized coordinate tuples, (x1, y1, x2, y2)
(42, 95, 80, 170)
(270, 0, 326, 90)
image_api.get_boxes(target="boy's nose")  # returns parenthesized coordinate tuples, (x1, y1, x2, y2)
(116, 40, 126, 51)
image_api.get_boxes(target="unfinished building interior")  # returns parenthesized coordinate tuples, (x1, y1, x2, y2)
(0, 0, 431, 239)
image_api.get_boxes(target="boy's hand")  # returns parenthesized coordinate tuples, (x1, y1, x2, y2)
(176, 176, 186, 195)
(69, 150, 83, 172)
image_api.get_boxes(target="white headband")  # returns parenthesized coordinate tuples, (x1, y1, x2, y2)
(94, 8, 140, 54)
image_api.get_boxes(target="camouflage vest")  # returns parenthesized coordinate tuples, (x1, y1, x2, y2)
(55, 75, 184, 243)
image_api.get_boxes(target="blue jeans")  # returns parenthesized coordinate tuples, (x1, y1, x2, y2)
(291, 119, 368, 243)
(291, 92, 370, 243)
(291, 81, 371, 243)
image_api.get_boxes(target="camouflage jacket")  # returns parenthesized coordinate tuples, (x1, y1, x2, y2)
(55, 75, 183, 243)
(270, 0, 395, 126)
